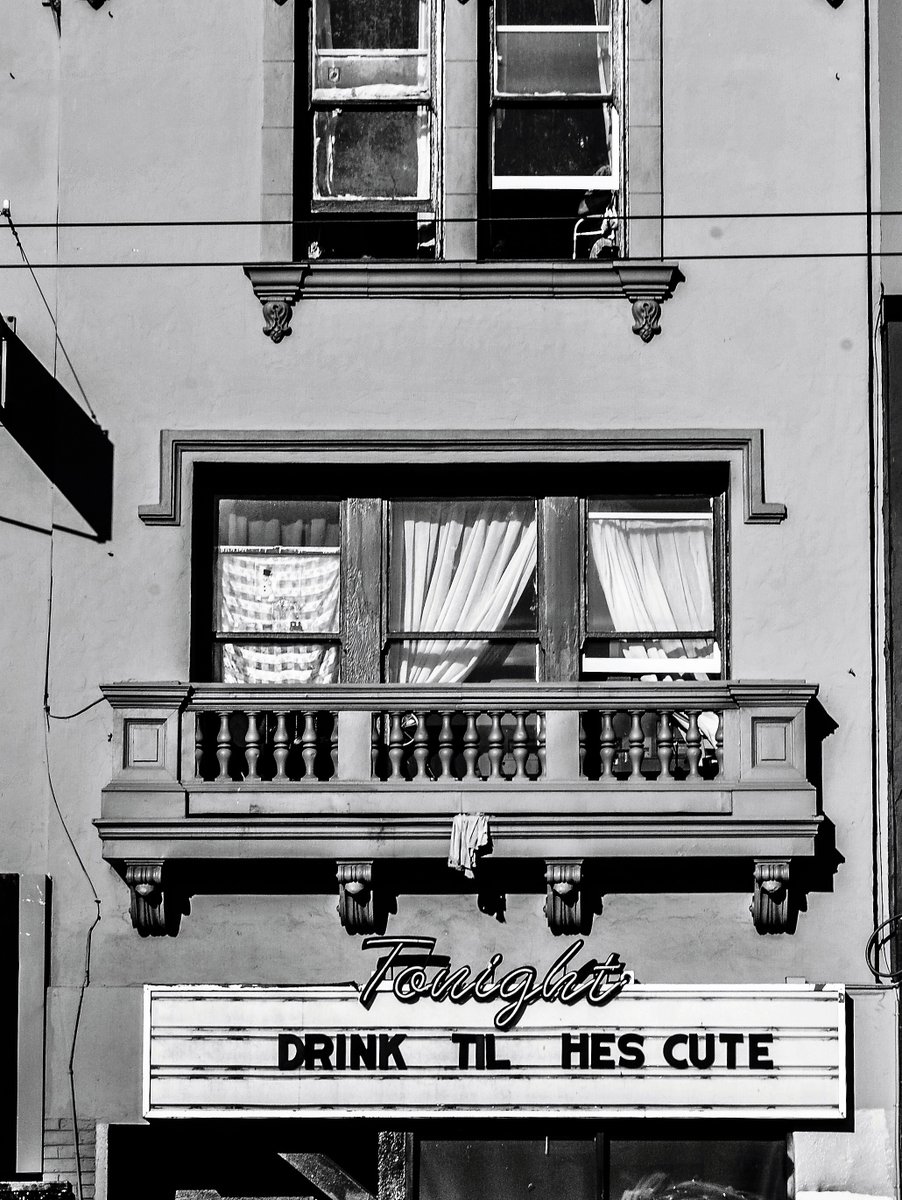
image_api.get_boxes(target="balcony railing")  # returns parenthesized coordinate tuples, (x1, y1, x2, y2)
(96, 681, 821, 935)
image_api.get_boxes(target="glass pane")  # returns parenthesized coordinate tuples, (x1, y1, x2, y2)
(419, 1139, 597, 1200)
(313, 108, 429, 199)
(587, 497, 714, 635)
(220, 642, 339, 685)
(497, 0, 609, 25)
(389, 499, 537, 634)
(216, 500, 340, 636)
(316, 0, 425, 50)
(582, 637, 721, 676)
(314, 52, 429, 98)
(493, 105, 611, 178)
(609, 1139, 789, 1200)
(386, 639, 537, 683)
(497, 30, 611, 95)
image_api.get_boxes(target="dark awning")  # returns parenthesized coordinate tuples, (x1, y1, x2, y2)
(0, 318, 113, 541)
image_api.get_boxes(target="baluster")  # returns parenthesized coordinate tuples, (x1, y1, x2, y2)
(715, 711, 724, 777)
(330, 711, 339, 779)
(388, 711, 405, 780)
(273, 711, 289, 781)
(438, 710, 454, 779)
(686, 710, 702, 780)
(599, 709, 616, 778)
(657, 710, 673, 782)
(301, 710, 318, 779)
(628, 709, 645, 780)
(413, 711, 430, 779)
(244, 711, 261, 782)
(216, 711, 232, 780)
(488, 711, 505, 779)
(579, 712, 587, 778)
(512, 711, 528, 780)
(194, 713, 205, 779)
(463, 711, 480, 780)
(537, 711, 546, 778)
(372, 715, 381, 779)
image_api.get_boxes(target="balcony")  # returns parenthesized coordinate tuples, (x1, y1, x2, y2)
(96, 680, 820, 936)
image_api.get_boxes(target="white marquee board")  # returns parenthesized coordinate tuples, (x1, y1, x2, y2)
(145, 983, 846, 1119)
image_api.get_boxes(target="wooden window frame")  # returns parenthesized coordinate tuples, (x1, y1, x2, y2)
(195, 466, 728, 685)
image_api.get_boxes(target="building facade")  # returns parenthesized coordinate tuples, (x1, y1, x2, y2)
(1, 0, 898, 1198)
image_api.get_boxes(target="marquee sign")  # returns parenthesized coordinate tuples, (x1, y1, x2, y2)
(144, 938, 846, 1120)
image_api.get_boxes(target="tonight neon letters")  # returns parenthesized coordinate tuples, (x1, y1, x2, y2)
(359, 935, 631, 1030)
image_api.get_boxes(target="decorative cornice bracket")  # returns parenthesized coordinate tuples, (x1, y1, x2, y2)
(545, 859, 587, 934)
(337, 860, 378, 933)
(751, 859, 792, 934)
(125, 859, 169, 936)
(243, 264, 309, 343)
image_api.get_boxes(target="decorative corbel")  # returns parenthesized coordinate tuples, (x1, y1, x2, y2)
(243, 265, 308, 343)
(337, 861, 377, 933)
(125, 860, 169, 936)
(545, 860, 585, 935)
(614, 262, 681, 342)
(751, 860, 792, 933)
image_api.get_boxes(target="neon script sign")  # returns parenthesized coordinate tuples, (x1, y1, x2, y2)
(359, 935, 632, 1031)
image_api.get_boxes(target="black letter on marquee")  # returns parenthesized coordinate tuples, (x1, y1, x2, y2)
(303, 1034, 334, 1070)
(451, 1033, 483, 1069)
(617, 1033, 645, 1069)
(561, 1033, 589, 1069)
(485, 1035, 511, 1069)
(748, 1033, 774, 1069)
(663, 1034, 690, 1069)
(379, 1033, 408, 1070)
(278, 1034, 303, 1070)
(718, 1032, 744, 1069)
(590, 1034, 616, 1070)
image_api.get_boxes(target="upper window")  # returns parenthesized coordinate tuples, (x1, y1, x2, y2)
(202, 471, 724, 685)
(295, 0, 622, 261)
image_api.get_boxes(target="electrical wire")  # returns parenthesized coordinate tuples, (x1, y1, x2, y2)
(866, 913, 902, 984)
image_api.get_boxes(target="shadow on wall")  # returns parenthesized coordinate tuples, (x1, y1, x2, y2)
(0, 320, 113, 542)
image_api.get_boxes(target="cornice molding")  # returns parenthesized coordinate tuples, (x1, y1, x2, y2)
(243, 260, 683, 342)
(138, 427, 787, 527)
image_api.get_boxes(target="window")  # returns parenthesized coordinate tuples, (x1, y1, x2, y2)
(293, 0, 625, 261)
(419, 1135, 790, 1200)
(199, 468, 725, 685)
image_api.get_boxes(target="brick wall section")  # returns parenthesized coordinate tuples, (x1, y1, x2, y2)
(42, 1120, 95, 1200)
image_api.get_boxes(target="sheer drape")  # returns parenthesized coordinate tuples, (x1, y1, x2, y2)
(588, 517, 714, 665)
(394, 501, 537, 683)
(218, 513, 340, 685)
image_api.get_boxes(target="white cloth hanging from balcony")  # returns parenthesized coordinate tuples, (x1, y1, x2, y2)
(448, 812, 491, 878)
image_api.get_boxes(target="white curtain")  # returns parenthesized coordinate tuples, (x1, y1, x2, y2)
(588, 517, 713, 663)
(588, 515, 718, 747)
(394, 501, 537, 683)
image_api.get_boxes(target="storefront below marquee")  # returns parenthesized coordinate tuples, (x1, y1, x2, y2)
(106, 1120, 796, 1200)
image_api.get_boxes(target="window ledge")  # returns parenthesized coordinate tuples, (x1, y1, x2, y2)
(243, 260, 683, 344)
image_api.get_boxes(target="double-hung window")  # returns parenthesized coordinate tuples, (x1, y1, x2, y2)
(205, 476, 723, 686)
(303, 0, 437, 259)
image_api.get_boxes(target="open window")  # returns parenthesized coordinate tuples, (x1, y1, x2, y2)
(481, 0, 621, 259)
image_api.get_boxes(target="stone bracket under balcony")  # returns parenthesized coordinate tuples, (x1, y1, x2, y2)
(96, 681, 822, 936)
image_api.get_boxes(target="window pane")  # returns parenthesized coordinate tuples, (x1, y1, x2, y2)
(389, 499, 537, 634)
(419, 1139, 597, 1200)
(587, 498, 714, 635)
(582, 637, 721, 676)
(314, 51, 429, 98)
(493, 106, 611, 179)
(496, 30, 611, 95)
(497, 0, 609, 25)
(316, 0, 426, 50)
(220, 643, 339, 685)
(386, 639, 537, 683)
(216, 500, 340, 636)
(609, 1139, 789, 1200)
(314, 108, 430, 200)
